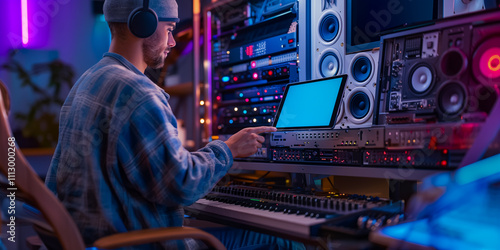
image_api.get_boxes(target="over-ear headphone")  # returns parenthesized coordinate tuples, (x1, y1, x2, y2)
(128, 0, 158, 38)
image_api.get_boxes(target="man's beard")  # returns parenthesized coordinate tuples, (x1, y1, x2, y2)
(142, 32, 167, 69)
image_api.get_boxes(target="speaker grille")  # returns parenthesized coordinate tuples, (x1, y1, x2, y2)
(473, 37, 500, 86)
(437, 81, 467, 120)
(320, 52, 340, 77)
(349, 91, 371, 120)
(440, 48, 467, 77)
(319, 13, 340, 43)
(351, 56, 372, 83)
(409, 64, 434, 95)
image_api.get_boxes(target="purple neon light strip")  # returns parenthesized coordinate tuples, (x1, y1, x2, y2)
(22, 0, 28, 45)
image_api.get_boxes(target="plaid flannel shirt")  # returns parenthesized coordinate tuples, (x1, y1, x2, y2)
(45, 52, 233, 248)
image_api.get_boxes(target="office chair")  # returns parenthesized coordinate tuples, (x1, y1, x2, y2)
(0, 80, 225, 250)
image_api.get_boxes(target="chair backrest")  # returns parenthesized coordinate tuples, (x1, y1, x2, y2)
(0, 80, 86, 250)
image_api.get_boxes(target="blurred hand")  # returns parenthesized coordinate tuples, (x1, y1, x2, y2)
(406, 186, 446, 220)
(225, 126, 277, 158)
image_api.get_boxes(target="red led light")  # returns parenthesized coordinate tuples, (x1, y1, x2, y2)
(441, 160, 447, 166)
(283, 68, 287, 73)
(245, 98, 249, 102)
(216, 96, 221, 101)
(488, 55, 500, 71)
(264, 89, 268, 93)
(245, 45, 254, 57)
(268, 70, 273, 76)
(257, 92, 261, 96)
(479, 48, 500, 79)
(443, 149, 448, 154)
(253, 73, 259, 79)
(407, 156, 412, 161)
(233, 76, 238, 82)
(251, 61, 256, 68)
(288, 39, 294, 44)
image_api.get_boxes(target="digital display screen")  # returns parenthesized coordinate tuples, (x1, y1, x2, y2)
(347, 0, 438, 53)
(274, 75, 347, 130)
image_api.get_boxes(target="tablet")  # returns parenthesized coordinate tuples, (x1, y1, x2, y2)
(273, 75, 347, 130)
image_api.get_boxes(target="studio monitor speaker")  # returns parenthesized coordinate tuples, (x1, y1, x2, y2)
(376, 11, 500, 125)
(337, 49, 379, 129)
(311, 0, 346, 80)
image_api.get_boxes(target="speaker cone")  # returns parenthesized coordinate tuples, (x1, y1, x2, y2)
(320, 52, 340, 77)
(437, 81, 467, 119)
(473, 37, 500, 86)
(440, 48, 467, 77)
(349, 91, 370, 119)
(409, 64, 434, 95)
(351, 56, 373, 83)
(319, 13, 340, 43)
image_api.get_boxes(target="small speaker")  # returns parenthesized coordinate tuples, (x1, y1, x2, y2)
(346, 87, 374, 123)
(472, 36, 500, 86)
(311, 0, 345, 80)
(337, 49, 379, 129)
(409, 64, 434, 95)
(437, 81, 468, 120)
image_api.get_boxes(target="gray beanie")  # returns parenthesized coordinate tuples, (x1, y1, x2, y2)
(104, 0, 180, 23)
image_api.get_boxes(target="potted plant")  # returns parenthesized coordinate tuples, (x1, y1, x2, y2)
(1, 50, 74, 148)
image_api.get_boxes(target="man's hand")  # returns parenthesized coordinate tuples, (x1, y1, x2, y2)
(406, 187, 446, 220)
(225, 126, 277, 158)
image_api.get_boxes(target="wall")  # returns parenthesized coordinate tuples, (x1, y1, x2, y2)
(1, 0, 110, 85)
(0, 0, 197, 145)
(0, 0, 195, 165)
(0, 0, 110, 137)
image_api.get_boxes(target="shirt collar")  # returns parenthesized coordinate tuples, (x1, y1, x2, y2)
(103, 52, 144, 76)
(103, 52, 171, 100)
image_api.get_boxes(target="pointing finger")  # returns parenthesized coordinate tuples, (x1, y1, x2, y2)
(247, 126, 277, 134)
(257, 135, 265, 143)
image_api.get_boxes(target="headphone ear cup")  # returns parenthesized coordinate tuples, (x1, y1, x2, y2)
(128, 7, 158, 38)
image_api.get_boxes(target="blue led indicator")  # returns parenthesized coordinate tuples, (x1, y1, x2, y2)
(239, 93, 244, 97)
(243, 110, 247, 114)
(263, 109, 267, 113)
(222, 76, 230, 82)
(229, 120, 234, 124)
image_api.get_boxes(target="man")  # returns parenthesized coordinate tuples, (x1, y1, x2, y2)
(45, 0, 298, 249)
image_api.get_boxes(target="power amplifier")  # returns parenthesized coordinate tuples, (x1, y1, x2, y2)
(270, 127, 385, 149)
